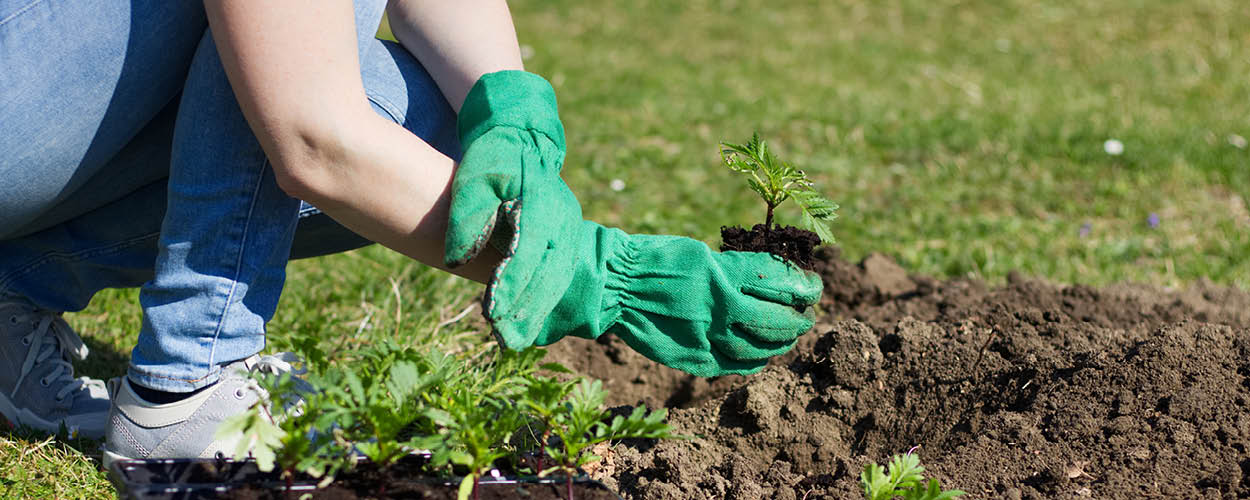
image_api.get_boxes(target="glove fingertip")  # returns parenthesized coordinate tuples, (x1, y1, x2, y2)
(740, 283, 820, 309)
(802, 271, 824, 297)
(784, 270, 824, 305)
(490, 322, 536, 351)
(444, 222, 493, 267)
(715, 361, 768, 377)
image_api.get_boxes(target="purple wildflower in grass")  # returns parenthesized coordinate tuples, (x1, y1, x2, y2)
(1147, 213, 1160, 229)
(1079, 222, 1092, 238)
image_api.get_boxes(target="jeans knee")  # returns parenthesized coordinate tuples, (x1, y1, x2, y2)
(362, 40, 461, 160)
(353, 0, 389, 46)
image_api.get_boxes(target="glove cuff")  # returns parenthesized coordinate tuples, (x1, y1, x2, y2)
(458, 70, 566, 151)
(600, 228, 639, 333)
(538, 222, 633, 342)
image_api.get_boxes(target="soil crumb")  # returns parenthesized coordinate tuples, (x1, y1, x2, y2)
(547, 248, 1250, 499)
(720, 224, 821, 271)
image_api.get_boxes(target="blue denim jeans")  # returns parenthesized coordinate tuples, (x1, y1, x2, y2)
(0, 0, 459, 391)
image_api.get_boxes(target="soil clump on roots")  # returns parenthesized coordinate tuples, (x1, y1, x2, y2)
(720, 224, 821, 271)
(545, 247, 1250, 499)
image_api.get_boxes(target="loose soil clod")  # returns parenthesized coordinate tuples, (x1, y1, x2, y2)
(546, 248, 1250, 500)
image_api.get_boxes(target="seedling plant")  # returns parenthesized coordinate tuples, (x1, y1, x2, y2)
(721, 133, 839, 243)
(524, 378, 674, 499)
(222, 343, 679, 500)
(861, 452, 966, 500)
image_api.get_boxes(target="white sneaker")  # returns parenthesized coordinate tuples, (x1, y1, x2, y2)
(0, 301, 109, 439)
(101, 353, 301, 468)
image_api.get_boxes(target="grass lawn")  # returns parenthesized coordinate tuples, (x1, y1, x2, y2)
(5, 0, 1247, 497)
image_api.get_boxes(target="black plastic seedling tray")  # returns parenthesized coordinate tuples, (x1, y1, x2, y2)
(108, 456, 622, 500)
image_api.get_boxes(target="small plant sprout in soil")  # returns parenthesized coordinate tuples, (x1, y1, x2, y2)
(719, 133, 838, 270)
(524, 378, 677, 500)
(221, 343, 679, 500)
(861, 451, 965, 500)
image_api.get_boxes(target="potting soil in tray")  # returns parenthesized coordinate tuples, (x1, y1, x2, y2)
(109, 457, 621, 500)
(545, 248, 1250, 499)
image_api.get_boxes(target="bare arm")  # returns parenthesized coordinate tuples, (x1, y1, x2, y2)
(203, 1, 507, 283)
(385, 0, 524, 112)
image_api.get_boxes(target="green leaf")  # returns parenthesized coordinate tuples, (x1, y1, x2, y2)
(862, 453, 964, 500)
(792, 190, 839, 219)
(802, 209, 837, 244)
(575, 453, 602, 468)
(889, 453, 925, 489)
(423, 408, 455, 427)
(861, 463, 891, 500)
(792, 190, 838, 243)
(218, 406, 286, 473)
(386, 360, 421, 400)
(448, 450, 474, 467)
(538, 362, 572, 374)
(216, 410, 250, 439)
(457, 475, 475, 500)
(903, 478, 966, 500)
(747, 177, 771, 201)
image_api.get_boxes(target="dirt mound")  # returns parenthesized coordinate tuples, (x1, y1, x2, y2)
(547, 248, 1250, 499)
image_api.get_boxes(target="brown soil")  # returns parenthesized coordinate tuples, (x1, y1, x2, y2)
(544, 247, 1250, 499)
(720, 224, 821, 271)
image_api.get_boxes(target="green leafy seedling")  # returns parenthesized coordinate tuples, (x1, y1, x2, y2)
(222, 343, 458, 489)
(220, 345, 683, 500)
(220, 369, 353, 487)
(861, 452, 966, 500)
(421, 347, 553, 500)
(529, 378, 681, 500)
(437, 385, 528, 500)
(721, 133, 839, 243)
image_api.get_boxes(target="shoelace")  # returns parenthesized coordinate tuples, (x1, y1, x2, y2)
(13, 311, 99, 403)
(251, 352, 307, 377)
(239, 353, 313, 417)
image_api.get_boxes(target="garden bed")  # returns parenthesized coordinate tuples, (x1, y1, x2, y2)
(545, 247, 1250, 499)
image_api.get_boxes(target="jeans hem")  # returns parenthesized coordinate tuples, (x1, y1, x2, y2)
(126, 364, 222, 393)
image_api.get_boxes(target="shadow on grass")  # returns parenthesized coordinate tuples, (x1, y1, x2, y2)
(0, 420, 104, 460)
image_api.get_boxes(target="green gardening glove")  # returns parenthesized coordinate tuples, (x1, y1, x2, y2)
(504, 221, 823, 377)
(448, 70, 583, 343)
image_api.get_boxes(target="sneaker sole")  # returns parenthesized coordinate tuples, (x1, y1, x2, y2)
(100, 448, 136, 470)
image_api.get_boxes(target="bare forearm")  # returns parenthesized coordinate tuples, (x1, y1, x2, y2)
(386, 0, 524, 111)
(205, 0, 497, 283)
(303, 110, 499, 284)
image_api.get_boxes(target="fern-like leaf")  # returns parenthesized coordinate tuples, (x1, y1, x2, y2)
(888, 453, 926, 490)
(862, 453, 965, 500)
(862, 463, 892, 500)
(792, 190, 839, 243)
(723, 133, 839, 241)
